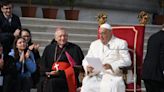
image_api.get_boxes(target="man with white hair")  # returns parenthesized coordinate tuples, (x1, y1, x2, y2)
(38, 27, 84, 92)
(81, 23, 131, 92)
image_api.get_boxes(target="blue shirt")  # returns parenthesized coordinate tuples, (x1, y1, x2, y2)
(9, 49, 36, 77)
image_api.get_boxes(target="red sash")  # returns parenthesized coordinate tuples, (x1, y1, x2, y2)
(52, 62, 76, 92)
(65, 51, 76, 67)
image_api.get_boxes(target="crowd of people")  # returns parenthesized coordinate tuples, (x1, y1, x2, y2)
(0, 0, 164, 92)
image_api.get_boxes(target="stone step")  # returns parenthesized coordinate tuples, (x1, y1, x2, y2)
(36, 41, 147, 59)
(31, 32, 97, 42)
(22, 24, 97, 35)
(33, 38, 91, 49)
(21, 18, 162, 58)
(31, 34, 153, 50)
(145, 25, 162, 32)
(28, 28, 159, 57)
(21, 17, 98, 28)
(31, 30, 155, 51)
(31, 29, 154, 39)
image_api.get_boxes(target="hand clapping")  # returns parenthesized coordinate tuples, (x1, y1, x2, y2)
(29, 43, 40, 51)
(19, 50, 30, 62)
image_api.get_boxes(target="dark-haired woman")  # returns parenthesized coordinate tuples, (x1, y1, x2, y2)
(20, 29, 41, 88)
(9, 37, 36, 92)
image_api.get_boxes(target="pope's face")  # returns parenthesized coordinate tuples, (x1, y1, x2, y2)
(55, 30, 68, 47)
(100, 28, 112, 45)
(1, 4, 13, 17)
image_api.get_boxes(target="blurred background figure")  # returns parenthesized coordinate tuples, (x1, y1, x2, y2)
(96, 12, 107, 39)
(0, 43, 3, 92)
(142, 24, 164, 92)
(20, 28, 41, 88)
(0, 42, 19, 92)
(0, 0, 21, 55)
(9, 37, 36, 92)
(138, 10, 150, 25)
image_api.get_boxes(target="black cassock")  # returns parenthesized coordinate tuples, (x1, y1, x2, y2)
(37, 41, 84, 92)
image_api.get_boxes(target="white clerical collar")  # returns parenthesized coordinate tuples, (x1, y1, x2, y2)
(102, 35, 115, 50)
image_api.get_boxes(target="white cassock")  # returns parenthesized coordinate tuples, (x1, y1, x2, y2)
(81, 36, 132, 92)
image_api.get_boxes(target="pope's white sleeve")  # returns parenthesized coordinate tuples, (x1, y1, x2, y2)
(110, 41, 132, 74)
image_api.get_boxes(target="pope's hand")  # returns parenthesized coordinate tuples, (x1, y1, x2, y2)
(87, 65, 94, 74)
(103, 64, 114, 72)
(103, 64, 111, 69)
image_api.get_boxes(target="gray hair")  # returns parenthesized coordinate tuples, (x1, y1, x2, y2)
(54, 27, 68, 39)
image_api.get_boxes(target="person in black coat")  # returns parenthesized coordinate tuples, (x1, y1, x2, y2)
(37, 27, 84, 92)
(20, 28, 41, 88)
(0, 0, 21, 55)
(0, 43, 19, 92)
(142, 24, 164, 92)
(0, 43, 4, 92)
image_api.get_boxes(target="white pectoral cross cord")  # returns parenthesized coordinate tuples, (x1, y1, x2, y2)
(54, 63, 59, 71)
